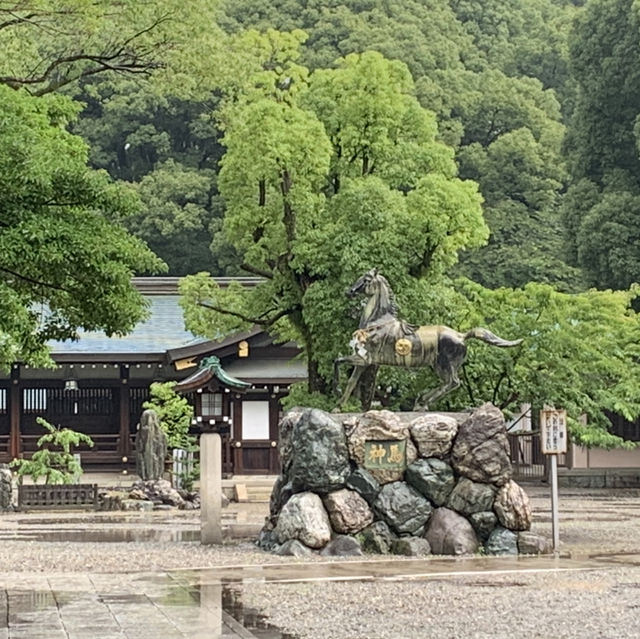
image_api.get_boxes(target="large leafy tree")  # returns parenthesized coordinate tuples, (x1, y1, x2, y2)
(219, 0, 579, 290)
(453, 70, 579, 289)
(562, 0, 640, 289)
(0, 85, 163, 368)
(180, 49, 487, 393)
(445, 280, 640, 448)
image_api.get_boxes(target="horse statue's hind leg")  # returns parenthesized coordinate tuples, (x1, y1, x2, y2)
(414, 333, 467, 410)
(414, 364, 461, 410)
(358, 364, 379, 410)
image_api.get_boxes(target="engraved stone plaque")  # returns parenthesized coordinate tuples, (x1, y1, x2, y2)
(364, 440, 407, 471)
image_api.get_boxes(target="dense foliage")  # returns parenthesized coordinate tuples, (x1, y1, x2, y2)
(2, 0, 639, 445)
(143, 382, 196, 450)
(562, 0, 640, 290)
(0, 85, 163, 369)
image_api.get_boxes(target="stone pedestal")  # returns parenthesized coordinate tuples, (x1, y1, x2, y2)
(259, 404, 549, 557)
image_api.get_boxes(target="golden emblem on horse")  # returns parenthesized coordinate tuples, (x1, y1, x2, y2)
(334, 269, 522, 410)
(394, 338, 412, 356)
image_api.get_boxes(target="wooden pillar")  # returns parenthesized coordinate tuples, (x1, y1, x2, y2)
(118, 365, 130, 460)
(232, 397, 242, 475)
(9, 364, 20, 458)
(269, 391, 280, 474)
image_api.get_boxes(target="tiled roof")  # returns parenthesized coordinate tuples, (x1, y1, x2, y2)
(50, 295, 207, 356)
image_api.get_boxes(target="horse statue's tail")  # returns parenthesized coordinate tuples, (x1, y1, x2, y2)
(463, 328, 522, 347)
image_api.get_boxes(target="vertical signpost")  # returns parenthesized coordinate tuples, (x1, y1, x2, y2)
(540, 408, 567, 554)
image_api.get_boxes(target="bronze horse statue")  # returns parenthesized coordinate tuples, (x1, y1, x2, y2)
(333, 269, 522, 410)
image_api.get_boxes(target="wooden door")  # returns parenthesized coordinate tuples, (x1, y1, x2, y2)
(232, 397, 279, 474)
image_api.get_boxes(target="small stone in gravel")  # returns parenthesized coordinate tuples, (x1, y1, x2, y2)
(391, 537, 431, 556)
(120, 499, 153, 512)
(320, 535, 363, 557)
(485, 526, 518, 555)
(275, 539, 315, 557)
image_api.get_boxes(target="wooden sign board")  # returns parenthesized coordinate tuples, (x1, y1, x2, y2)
(540, 409, 567, 455)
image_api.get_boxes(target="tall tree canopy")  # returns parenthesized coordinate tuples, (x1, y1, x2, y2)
(218, 0, 579, 290)
(180, 48, 487, 393)
(0, 85, 163, 368)
(562, 0, 640, 289)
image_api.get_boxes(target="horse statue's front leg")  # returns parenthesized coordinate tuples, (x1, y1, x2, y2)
(333, 355, 367, 410)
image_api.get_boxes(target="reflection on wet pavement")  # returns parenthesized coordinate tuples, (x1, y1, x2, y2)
(1, 552, 638, 639)
(175, 554, 608, 587)
(5, 512, 261, 543)
(0, 574, 297, 639)
(4, 528, 201, 543)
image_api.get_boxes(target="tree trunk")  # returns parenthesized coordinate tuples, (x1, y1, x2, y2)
(306, 357, 328, 394)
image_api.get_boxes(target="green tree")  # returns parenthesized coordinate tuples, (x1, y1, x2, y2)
(562, 0, 640, 289)
(143, 382, 195, 449)
(451, 0, 576, 99)
(444, 279, 640, 448)
(0, 85, 163, 369)
(180, 50, 487, 393)
(127, 161, 218, 276)
(11, 417, 94, 484)
(453, 70, 578, 289)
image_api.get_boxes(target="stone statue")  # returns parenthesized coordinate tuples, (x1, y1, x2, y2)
(135, 409, 168, 481)
(334, 269, 523, 410)
(0, 464, 12, 510)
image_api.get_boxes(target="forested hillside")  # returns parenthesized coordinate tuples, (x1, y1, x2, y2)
(71, 0, 582, 287)
(2, 0, 640, 444)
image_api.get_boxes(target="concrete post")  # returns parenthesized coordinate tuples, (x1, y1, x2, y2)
(200, 432, 222, 545)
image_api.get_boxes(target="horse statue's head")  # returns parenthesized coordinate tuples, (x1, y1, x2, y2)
(347, 269, 397, 326)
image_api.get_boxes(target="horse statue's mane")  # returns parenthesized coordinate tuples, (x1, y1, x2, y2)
(366, 273, 416, 334)
(370, 274, 398, 318)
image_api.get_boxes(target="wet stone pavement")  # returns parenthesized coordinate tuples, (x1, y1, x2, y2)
(0, 555, 621, 639)
(0, 487, 640, 638)
(0, 573, 272, 639)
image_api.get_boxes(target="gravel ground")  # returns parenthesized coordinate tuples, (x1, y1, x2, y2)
(235, 487, 640, 639)
(1, 487, 639, 638)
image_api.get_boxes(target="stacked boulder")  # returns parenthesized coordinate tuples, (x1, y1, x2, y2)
(258, 404, 550, 557)
(99, 479, 203, 511)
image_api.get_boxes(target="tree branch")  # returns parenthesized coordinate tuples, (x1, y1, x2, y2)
(198, 301, 292, 327)
(462, 365, 477, 406)
(0, 265, 69, 292)
(0, 14, 172, 94)
(240, 263, 272, 279)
